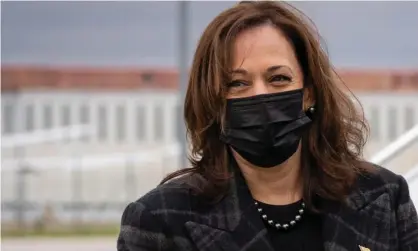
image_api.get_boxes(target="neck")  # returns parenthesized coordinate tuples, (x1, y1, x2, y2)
(233, 145, 303, 206)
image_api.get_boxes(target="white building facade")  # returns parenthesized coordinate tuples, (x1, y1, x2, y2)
(1, 91, 418, 224)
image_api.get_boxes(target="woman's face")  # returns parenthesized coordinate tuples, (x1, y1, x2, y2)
(227, 24, 304, 99)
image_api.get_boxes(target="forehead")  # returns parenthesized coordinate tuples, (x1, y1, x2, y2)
(231, 24, 299, 70)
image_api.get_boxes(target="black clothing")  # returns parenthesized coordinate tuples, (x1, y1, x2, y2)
(257, 200, 323, 251)
(117, 163, 418, 251)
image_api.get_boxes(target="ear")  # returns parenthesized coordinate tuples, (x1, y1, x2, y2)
(303, 86, 315, 111)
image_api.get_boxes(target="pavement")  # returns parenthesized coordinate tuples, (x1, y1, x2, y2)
(1, 237, 116, 251)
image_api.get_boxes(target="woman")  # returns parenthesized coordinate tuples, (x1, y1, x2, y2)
(117, 1, 418, 251)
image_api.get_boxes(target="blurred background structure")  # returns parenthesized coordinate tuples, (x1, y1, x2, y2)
(1, 1, 418, 248)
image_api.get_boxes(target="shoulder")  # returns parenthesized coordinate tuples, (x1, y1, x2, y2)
(355, 163, 418, 247)
(136, 172, 206, 211)
(120, 171, 209, 225)
(117, 172, 206, 250)
(350, 161, 413, 209)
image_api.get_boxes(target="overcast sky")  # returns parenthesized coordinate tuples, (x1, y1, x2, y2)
(2, 1, 418, 68)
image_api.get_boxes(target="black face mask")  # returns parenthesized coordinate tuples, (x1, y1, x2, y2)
(220, 89, 312, 168)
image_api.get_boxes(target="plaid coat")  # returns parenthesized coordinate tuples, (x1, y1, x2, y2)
(117, 163, 418, 251)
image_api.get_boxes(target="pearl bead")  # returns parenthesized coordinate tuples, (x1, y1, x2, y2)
(254, 200, 305, 231)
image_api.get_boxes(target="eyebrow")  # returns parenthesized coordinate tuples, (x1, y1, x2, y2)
(231, 65, 288, 75)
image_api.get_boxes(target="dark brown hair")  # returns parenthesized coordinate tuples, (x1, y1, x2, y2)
(162, 1, 371, 208)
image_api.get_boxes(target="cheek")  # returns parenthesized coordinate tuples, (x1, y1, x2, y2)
(295, 79, 304, 89)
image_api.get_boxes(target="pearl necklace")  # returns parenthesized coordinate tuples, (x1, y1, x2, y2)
(254, 200, 305, 230)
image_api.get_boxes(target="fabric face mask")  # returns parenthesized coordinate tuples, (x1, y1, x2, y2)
(220, 89, 312, 168)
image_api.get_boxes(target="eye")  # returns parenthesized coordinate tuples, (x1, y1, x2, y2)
(227, 80, 248, 88)
(270, 74, 292, 83)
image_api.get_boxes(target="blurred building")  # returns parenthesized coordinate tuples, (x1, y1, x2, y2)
(1, 65, 418, 227)
(2, 0, 418, 234)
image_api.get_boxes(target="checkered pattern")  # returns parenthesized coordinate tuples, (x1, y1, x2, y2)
(117, 163, 418, 251)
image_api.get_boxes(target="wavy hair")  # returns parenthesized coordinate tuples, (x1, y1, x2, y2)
(162, 1, 370, 209)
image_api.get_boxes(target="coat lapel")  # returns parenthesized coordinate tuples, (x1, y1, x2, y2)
(184, 169, 275, 251)
(185, 166, 393, 251)
(322, 185, 393, 251)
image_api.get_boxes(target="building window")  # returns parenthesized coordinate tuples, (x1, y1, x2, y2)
(25, 105, 35, 131)
(410, 73, 418, 85)
(97, 105, 107, 141)
(80, 105, 89, 124)
(391, 74, 403, 89)
(405, 106, 415, 131)
(136, 106, 145, 141)
(61, 105, 71, 126)
(116, 105, 126, 142)
(388, 107, 397, 141)
(142, 73, 154, 83)
(80, 104, 90, 141)
(175, 104, 183, 141)
(43, 105, 53, 129)
(2, 104, 14, 134)
(369, 106, 380, 141)
(154, 105, 164, 141)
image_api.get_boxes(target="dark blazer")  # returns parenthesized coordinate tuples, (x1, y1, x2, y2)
(117, 163, 418, 251)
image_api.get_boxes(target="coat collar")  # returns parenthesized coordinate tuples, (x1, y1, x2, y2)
(184, 168, 392, 251)
(185, 167, 274, 251)
(321, 173, 393, 251)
